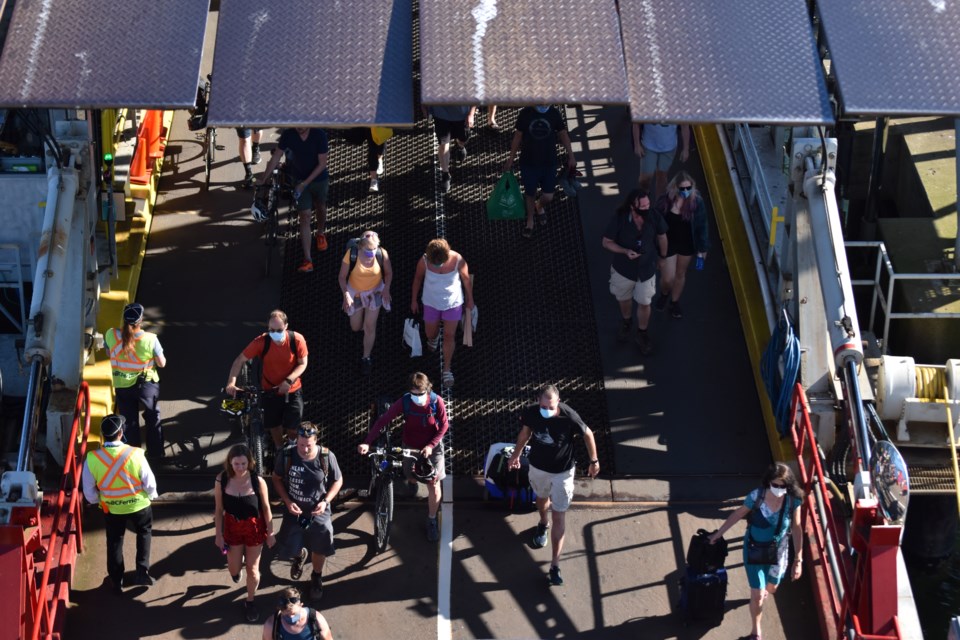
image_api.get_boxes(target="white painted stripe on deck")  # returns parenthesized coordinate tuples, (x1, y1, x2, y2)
(437, 474, 454, 640)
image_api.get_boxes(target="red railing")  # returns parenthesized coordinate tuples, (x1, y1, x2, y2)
(30, 382, 91, 640)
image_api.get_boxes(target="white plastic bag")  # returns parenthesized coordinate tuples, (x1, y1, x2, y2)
(403, 317, 422, 357)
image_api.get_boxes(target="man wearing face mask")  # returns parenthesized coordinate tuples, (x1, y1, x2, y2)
(358, 372, 449, 542)
(504, 104, 576, 239)
(262, 586, 334, 640)
(507, 385, 600, 586)
(226, 309, 309, 448)
(601, 188, 668, 355)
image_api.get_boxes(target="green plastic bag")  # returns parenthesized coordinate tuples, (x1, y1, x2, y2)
(486, 172, 526, 221)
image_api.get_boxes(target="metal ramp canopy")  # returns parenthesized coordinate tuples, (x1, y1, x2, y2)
(418, 0, 629, 106)
(206, 0, 414, 128)
(0, 0, 209, 108)
(619, 0, 833, 125)
(817, 0, 960, 116)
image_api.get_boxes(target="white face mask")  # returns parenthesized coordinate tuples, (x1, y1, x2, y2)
(268, 330, 285, 343)
(770, 486, 788, 498)
(411, 392, 429, 406)
(539, 407, 556, 419)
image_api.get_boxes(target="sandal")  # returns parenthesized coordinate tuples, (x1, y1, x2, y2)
(521, 226, 534, 239)
(441, 370, 455, 387)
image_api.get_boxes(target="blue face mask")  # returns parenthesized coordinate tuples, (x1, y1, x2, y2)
(540, 407, 555, 419)
(363, 249, 377, 258)
(678, 187, 692, 199)
(535, 105, 550, 114)
(411, 392, 429, 406)
(286, 612, 301, 624)
(268, 331, 285, 343)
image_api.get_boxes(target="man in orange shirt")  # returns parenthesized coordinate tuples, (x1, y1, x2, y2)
(226, 310, 309, 448)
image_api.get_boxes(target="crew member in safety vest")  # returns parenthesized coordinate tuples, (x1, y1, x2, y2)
(104, 302, 167, 459)
(81, 414, 159, 592)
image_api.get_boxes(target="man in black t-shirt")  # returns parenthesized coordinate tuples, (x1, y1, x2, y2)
(273, 423, 342, 601)
(504, 105, 576, 239)
(601, 188, 668, 355)
(507, 385, 600, 586)
(260, 128, 330, 274)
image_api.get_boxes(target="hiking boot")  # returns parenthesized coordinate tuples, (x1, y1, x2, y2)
(548, 565, 564, 586)
(635, 330, 653, 356)
(297, 260, 314, 273)
(290, 548, 308, 580)
(132, 570, 155, 586)
(426, 517, 439, 542)
(309, 573, 324, 601)
(452, 144, 467, 163)
(360, 357, 373, 376)
(315, 233, 328, 251)
(252, 145, 262, 165)
(441, 172, 451, 194)
(617, 318, 632, 343)
(655, 292, 669, 312)
(531, 521, 549, 549)
(670, 300, 683, 319)
(243, 599, 259, 623)
(369, 177, 380, 192)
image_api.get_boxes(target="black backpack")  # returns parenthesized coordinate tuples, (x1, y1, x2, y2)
(345, 237, 384, 276)
(261, 330, 299, 359)
(272, 606, 321, 640)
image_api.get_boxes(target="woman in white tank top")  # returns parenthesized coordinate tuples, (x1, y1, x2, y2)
(410, 238, 475, 387)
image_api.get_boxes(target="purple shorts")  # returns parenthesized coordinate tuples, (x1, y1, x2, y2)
(423, 304, 463, 324)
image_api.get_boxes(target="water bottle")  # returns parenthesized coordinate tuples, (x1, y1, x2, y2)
(221, 542, 229, 555)
(695, 255, 705, 271)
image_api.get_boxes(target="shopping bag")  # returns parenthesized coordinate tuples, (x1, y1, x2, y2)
(486, 172, 526, 221)
(403, 317, 422, 357)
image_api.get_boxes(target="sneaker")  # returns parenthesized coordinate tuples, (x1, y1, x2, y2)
(243, 600, 259, 623)
(655, 292, 669, 312)
(360, 357, 373, 376)
(426, 517, 439, 542)
(297, 260, 314, 273)
(441, 370, 455, 387)
(452, 144, 467, 163)
(377, 157, 384, 176)
(670, 300, 683, 319)
(290, 548, 308, 580)
(309, 574, 324, 601)
(617, 319, 632, 343)
(531, 521, 549, 549)
(441, 172, 451, 194)
(132, 570, 155, 586)
(635, 330, 653, 356)
(315, 233, 328, 251)
(369, 177, 379, 192)
(548, 565, 564, 586)
(230, 572, 241, 584)
(426, 336, 440, 352)
(252, 145, 262, 165)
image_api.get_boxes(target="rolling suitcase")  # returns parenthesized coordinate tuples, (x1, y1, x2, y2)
(678, 566, 727, 623)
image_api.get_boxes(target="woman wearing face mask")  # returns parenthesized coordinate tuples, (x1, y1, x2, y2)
(261, 586, 333, 640)
(653, 171, 710, 319)
(338, 230, 393, 376)
(708, 463, 803, 640)
(357, 372, 449, 542)
(214, 444, 275, 622)
(410, 238, 474, 387)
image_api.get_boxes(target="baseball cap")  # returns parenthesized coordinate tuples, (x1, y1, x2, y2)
(123, 303, 145, 324)
(101, 414, 126, 439)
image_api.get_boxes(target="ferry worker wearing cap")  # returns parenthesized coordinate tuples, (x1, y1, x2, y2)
(104, 302, 167, 460)
(81, 413, 159, 592)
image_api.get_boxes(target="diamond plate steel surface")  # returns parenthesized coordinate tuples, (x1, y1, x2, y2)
(207, 0, 414, 128)
(0, 0, 209, 108)
(619, 0, 833, 125)
(272, 6, 612, 477)
(818, 0, 960, 116)
(419, 0, 628, 105)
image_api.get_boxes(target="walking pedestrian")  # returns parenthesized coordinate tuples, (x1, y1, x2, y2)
(81, 414, 158, 592)
(262, 587, 333, 640)
(632, 122, 690, 200)
(104, 302, 166, 459)
(601, 189, 668, 355)
(709, 463, 803, 640)
(426, 105, 475, 192)
(486, 104, 499, 130)
(272, 422, 342, 602)
(410, 238, 475, 387)
(214, 443, 276, 622)
(508, 385, 600, 586)
(338, 230, 393, 375)
(654, 171, 710, 319)
(238, 127, 263, 188)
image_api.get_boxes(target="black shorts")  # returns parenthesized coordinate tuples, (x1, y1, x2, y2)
(236, 127, 261, 139)
(261, 389, 303, 431)
(434, 117, 469, 144)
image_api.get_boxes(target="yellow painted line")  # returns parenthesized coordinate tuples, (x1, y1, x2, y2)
(694, 125, 794, 463)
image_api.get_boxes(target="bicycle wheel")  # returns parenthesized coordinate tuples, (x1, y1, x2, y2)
(373, 475, 394, 553)
(204, 128, 213, 191)
(264, 203, 279, 277)
(248, 414, 266, 476)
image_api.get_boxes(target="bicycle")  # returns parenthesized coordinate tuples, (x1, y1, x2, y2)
(365, 428, 422, 554)
(255, 167, 297, 277)
(188, 75, 224, 191)
(219, 362, 269, 474)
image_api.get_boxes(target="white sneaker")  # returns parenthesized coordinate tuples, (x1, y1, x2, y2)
(376, 158, 384, 176)
(369, 177, 379, 192)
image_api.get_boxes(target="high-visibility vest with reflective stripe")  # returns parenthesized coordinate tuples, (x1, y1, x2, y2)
(86, 445, 152, 514)
(104, 328, 160, 388)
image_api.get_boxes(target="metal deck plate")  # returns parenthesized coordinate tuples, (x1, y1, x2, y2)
(207, 0, 414, 128)
(419, 0, 629, 105)
(619, 0, 833, 125)
(818, 0, 960, 116)
(0, 0, 209, 108)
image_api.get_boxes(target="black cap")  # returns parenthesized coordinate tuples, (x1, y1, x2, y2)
(123, 303, 145, 325)
(101, 414, 125, 439)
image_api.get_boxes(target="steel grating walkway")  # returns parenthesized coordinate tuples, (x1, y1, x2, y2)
(276, 5, 612, 478)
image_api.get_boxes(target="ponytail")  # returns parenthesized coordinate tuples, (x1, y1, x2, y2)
(121, 322, 139, 357)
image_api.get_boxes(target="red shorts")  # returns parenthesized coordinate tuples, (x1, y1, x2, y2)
(223, 513, 267, 547)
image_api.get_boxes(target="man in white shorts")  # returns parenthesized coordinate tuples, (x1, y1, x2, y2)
(508, 385, 600, 586)
(601, 189, 668, 355)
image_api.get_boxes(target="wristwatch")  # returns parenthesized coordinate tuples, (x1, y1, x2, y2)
(590, 459, 599, 465)
(285, 377, 295, 385)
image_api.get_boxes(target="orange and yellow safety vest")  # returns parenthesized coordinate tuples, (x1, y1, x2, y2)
(104, 328, 160, 389)
(85, 445, 152, 514)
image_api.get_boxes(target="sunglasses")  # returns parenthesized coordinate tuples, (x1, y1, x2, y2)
(770, 483, 786, 489)
(298, 428, 319, 438)
(678, 186, 693, 192)
(409, 390, 427, 397)
(281, 596, 301, 606)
